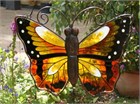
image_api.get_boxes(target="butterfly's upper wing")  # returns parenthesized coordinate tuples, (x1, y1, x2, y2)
(78, 14, 131, 96)
(15, 16, 68, 95)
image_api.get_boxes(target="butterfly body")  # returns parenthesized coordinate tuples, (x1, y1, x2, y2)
(15, 14, 131, 96)
(65, 27, 79, 86)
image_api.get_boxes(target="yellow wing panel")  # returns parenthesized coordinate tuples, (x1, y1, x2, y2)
(78, 58, 119, 96)
(79, 21, 120, 57)
(25, 20, 66, 55)
(35, 26, 64, 47)
(31, 56, 68, 95)
(79, 26, 110, 48)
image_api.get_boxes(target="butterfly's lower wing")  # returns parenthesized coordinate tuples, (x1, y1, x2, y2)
(15, 16, 68, 95)
(78, 14, 131, 96)
(31, 56, 68, 95)
(79, 58, 119, 95)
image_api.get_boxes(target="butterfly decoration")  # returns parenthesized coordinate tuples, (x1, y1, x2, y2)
(15, 11, 131, 96)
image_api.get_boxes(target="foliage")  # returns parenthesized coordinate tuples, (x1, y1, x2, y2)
(120, 30, 139, 72)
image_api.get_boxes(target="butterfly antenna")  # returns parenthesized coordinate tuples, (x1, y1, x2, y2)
(37, 6, 50, 25)
(28, 0, 37, 19)
(36, 6, 69, 25)
(71, 6, 103, 26)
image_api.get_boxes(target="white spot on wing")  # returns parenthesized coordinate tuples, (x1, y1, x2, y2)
(116, 40, 120, 44)
(37, 54, 40, 58)
(108, 55, 111, 59)
(19, 21, 23, 24)
(21, 29, 25, 33)
(122, 29, 125, 33)
(27, 40, 30, 44)
(123, 20, 126, 23)
(114, 51, 117, 55)
(31, 51, 34, 54)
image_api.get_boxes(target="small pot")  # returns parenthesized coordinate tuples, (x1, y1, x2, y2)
(116, 71, 139, 98)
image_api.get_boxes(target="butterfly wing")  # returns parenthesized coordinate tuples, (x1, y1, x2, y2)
(78, 58, 119, 96)
(15, 16, 68, 95)
(78, 14, 131, 96)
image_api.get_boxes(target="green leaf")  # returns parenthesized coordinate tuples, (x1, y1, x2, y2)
(14, 64, 19, 69)
(138, 11, 140, 19)
(117, 3, 124, 13)
(93, 96, 99, 103)
(0, 47, 3, 53)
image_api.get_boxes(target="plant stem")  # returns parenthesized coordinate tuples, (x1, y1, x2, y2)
(11, 34, 16, 104)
